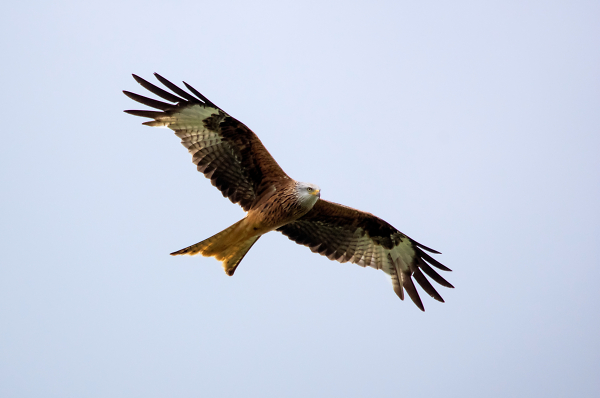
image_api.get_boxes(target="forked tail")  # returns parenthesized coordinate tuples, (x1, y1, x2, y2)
(170, 219, 261, 276)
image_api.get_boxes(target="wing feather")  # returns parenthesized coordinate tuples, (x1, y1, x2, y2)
(124, 74, 290, 211)
(277, 199, 453, 310)
(123, 91, 172, 110)
(401, 271, 425, 311)
(153, 73, 201, 104)
(417, 247, 452, 271)
(183, 81, 219, 108)
(132, 74, 182, 103)
(416, 257, 454, 288)
(390, 263, 404, 300)
(412, 267, 444, 302)
(124, 110, 164, 119)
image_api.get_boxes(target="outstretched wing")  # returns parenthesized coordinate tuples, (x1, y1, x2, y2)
(124, 73, 290, 211)
(277, 199, 453, 311)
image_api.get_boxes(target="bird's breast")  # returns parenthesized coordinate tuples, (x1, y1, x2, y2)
(247, 189, 309, 233)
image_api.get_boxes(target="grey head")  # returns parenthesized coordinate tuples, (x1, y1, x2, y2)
(295, 181, 321, 210)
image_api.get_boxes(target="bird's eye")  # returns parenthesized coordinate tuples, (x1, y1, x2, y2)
(307, 187, 313, 191)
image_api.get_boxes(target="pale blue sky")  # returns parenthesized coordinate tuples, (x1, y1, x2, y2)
(1, 1, 599, 397)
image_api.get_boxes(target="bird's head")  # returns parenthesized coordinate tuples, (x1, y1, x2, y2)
(296, 181, 321, 208)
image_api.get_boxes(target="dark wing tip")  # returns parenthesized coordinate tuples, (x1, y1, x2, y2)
(124, 110, 162, 118)
(412, 267, 445, 302)
(417, 248, 452, 272)
(417, 257, 455, 288)
(412, 239, 441, 254)
(183, 81, 219, 109)
(122, 90, 172, 110)
(153, 72, 200, 103)
(402, 272, 425, 311)
(122, 90, 141, 102)
(131, 73, 182, 103)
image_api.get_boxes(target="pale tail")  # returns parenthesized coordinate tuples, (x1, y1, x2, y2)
(170, 219, 261, 276)
(216, 235, 261, 276)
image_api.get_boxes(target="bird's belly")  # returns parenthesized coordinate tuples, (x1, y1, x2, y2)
(246, 204, 307, 236)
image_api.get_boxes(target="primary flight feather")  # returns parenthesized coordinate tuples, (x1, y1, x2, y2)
(124, 73, 453, 311)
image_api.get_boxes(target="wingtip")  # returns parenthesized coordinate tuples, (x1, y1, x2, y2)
(415, 299, 425, 312)
(401, 272, 425, 311)
(413, 240, 442, 254)
(417, 248, 452, 272)
(413, 299, 426, 312)
(412, 267, 446, 302)
(132, 74, 147, 86)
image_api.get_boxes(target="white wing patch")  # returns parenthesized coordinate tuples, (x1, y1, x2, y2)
(345, 231, 417, 296)
(143, 104, 224, 130)
(388, 237, 417, 273)
(346, 229, 415, 274)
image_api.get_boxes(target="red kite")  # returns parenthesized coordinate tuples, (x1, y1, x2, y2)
(124, 74, 453, 310)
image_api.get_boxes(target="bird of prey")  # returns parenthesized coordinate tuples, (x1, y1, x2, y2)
(124, 73, 453, 310)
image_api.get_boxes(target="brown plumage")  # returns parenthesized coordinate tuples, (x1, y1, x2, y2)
(124, 73, 454, 310)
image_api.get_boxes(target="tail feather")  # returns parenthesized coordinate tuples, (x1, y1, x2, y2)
(171, 219, 244, 257)
(170, 218, 260, 275)
(216, 236, 261, 276)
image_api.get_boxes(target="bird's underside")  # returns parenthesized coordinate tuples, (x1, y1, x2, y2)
(124, 73, 454, 311)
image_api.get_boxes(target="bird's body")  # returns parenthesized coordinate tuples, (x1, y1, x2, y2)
(124, 73, 454, 310)
(172, 180, 321, 275)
